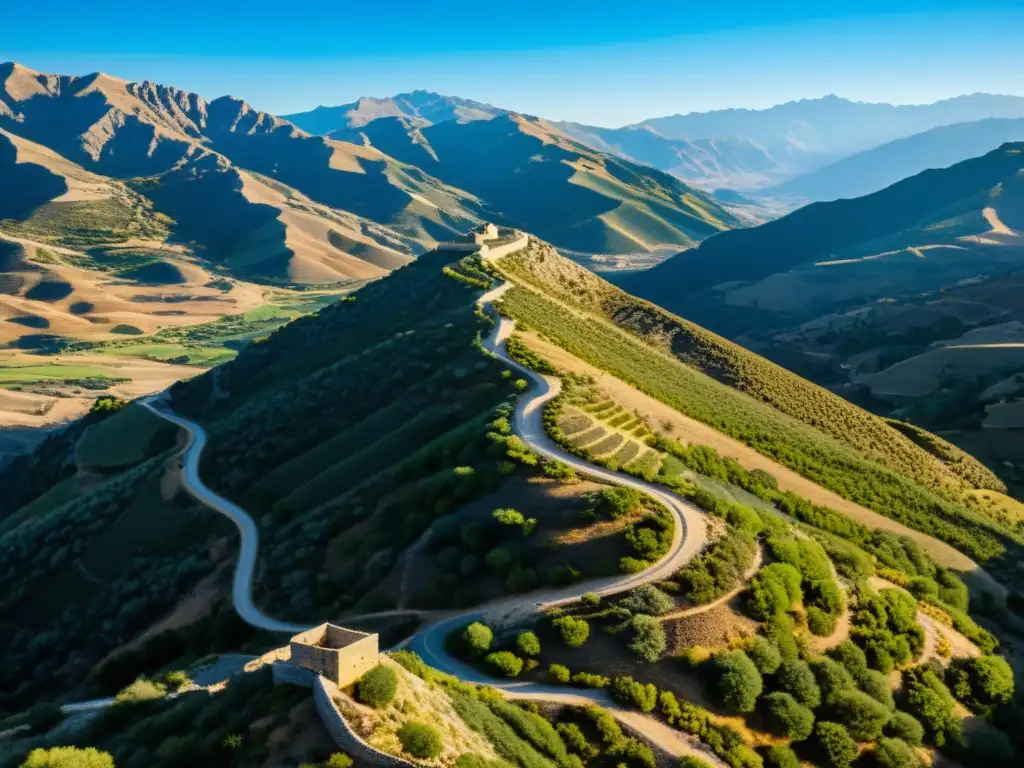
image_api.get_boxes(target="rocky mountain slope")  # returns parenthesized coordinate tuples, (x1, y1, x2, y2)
(334, 114, 738, 253)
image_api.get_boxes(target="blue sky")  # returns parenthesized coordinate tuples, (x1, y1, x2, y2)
(3, 0, 1024, 125)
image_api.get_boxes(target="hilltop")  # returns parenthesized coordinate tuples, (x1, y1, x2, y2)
(283, 90, 509, 133)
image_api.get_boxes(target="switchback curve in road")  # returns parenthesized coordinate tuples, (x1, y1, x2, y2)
(141, 396, 310, 635)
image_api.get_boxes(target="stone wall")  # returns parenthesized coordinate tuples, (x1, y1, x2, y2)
(271, 662, 315, 688)
(480, 235, 528, 260)
(313, 676, 419, 768)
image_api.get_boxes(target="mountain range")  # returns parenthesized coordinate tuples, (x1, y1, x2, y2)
(287, 91, 1024, 194)
(615, 141, 1024, 477)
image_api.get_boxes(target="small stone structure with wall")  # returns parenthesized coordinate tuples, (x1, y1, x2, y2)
(288, 624, 380, 687)
(472, 222, 500, 244)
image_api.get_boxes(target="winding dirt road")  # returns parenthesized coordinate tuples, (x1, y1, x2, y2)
(130, 273, 714, 763)
(140, 396, 310, 635)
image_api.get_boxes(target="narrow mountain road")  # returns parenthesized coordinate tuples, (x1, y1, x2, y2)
(129, 265, 714, 764)
(140, 396, 310, 635)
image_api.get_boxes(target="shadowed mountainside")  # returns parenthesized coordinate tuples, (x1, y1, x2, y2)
(336, 114, 738, 253)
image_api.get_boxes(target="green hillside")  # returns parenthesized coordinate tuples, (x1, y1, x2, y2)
(492, 240, 1024, 579)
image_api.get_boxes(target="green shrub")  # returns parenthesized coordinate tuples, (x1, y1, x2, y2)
(553, 616, 590, 647)
(486, 651, 524, 677)
(326, 754, 354, 768)
(903, 667, 961, 747)
(357, 665, 398, 708)
(776, 660, 821, 709)
(517, 631, 541, 657)
(810, 657, 855, 705)
(557, 722, 597, 759)
(761, 692, 815, 741)
(884, 712, 924, 745)
(115, 676, 166, 704)
(906, 577, 938, 601)
(747, 637, 782, 675)
(581, 592, 601, 607)
(619, 585, 674, 616)
(815, 722, 858, 768)
(871, 738, 921, 768)
(611, 676, 658, 712)
(829, 641, 869, 680)
(629, 614, 667, 662)
(571, 671, 609, 688)
(763, 745, 799, 768)
(807, 607, 837, 636)
(489, 699, 568, 762)
(858, 669, 895, 710)
(463, 622, 494, 656)
(548, 664, 570, 683)
(946, 654, 1015, 714)
(829, 689, 891, 741)
(608, 737, 657, 768)
(712, 650, 763, 714)
(679, 758, 714, 768)
(20, 748, 115, 768)
(591, 487, 643, 518)
(398, 722, 443, 758)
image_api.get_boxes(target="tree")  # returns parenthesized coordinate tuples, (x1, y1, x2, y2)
(516, 631, 541, 657)
(763, 746, 799, 768)
(904, 667, 961, 747)
(611, 676, 658, 712)
(777, 659, 821, 709)
(398, 722, 443, 758)
(679, 758, 714, 768)
(620, 585, 674, 616)
(20, 748, 114, 768)
(884, 712, 924, 746)
(762, 692, 815, 741)
(871, 738, 920, 768)
(485, 651, 524, 677)
(946, 654, 1014, 714)
(858, 669, 895, 710)
(463, 622, 493, 656)
(815, 722, 858, 768)
(829, 641, 868, 680)
(810, 657, 855, 705)
(712, 650, 763, 714)
(357, 665, 398, 708)
(747, 636, 782, 675)
(830, 690, 891, 741)
(629, 614, 667, 662)
(548, 664, 570, 683)
(553, 616, 590, 648)
(325, 754, 354, 768)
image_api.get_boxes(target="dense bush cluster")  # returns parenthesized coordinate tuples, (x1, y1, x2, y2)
(675, 530, 758, 605)
(849, 588, 924, 673)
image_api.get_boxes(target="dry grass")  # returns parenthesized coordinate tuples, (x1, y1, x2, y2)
(335, 658, 500, 766)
